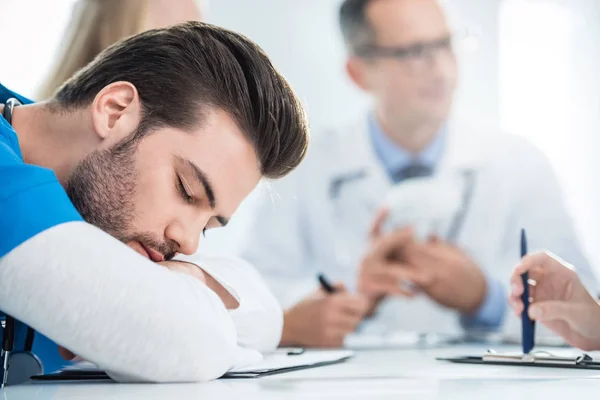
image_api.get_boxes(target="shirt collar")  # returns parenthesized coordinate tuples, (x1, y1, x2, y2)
(368, 113, 447, 176)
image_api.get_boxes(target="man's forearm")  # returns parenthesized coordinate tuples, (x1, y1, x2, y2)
(0, 222, 239, 382)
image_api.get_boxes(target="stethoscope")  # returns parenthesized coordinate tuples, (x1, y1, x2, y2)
(1, 98, 44, 388)
(328, 167, 477, 277)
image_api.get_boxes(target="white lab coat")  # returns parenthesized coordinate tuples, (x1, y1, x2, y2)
(238, 115, 598, 336)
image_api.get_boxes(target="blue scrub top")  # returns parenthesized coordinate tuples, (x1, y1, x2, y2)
(0, 83, 83, 373)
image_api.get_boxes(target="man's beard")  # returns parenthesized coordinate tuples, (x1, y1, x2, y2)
(65, 132, 178, 260)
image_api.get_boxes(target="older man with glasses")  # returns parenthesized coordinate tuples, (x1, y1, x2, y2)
(238, 0, 598, 348)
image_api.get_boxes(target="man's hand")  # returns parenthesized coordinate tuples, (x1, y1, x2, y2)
(358, 209, 424, 300)
(280, 284, 370, 348)
(403, 236, 487, 315)
(58, 346, 76, 361)
(159, 261, 239, 310)
(509, 251, 600, 351)
(357, 208, 486, 315)
(158, 260, 207, 283)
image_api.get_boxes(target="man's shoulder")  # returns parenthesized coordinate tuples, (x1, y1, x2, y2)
(451, 121, 544, 157)
(0, 107, 23, 154)
(0, 124, 56, 196)
(0, 121, 83, 258)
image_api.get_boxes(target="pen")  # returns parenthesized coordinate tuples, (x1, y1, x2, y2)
(520, 229, 535, 354)
(286, 348, 305, 356)
(318, 273, 337, 294)
(2, 316, 14, 389)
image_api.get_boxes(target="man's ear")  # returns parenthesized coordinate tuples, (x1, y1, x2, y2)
(346, 57, 371, 92)
(90, 81, 141, 144)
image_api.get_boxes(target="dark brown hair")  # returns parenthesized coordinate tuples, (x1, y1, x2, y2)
(339, 0, 376, 54)
(53, 21, 309, 179)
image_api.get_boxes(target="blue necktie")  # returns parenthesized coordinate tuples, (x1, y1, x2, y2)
(392, 163, 433, 184)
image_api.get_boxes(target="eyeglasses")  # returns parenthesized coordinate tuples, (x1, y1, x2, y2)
(355, 36, 455, 70)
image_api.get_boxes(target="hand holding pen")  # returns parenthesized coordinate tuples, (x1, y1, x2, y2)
(280, 275, 370, 348)
(510, 250, 600, 351)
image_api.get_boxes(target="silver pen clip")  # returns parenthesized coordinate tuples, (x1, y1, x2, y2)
(483, 349, 592, 365)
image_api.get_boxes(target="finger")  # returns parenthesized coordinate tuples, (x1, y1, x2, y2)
(510, 274, 525, 297)
(331, 294, 370, 316)
(529, 301, 575, 323)
(508, 296, 524, 316)
(317, 281, 347, 297)
(58, 346, 76, 361)
(369, 208, 390, 239)
(368, 229, 415, 261)
(371, 264, 434, 286)
(332, 282, 347, 292)
(333, 282, 348, 295)
(359, 277, 417, 298)
(403, 242, 439, 266)
(360, 268, 426, 297)
(333, 313, 364, 332)
(427, 234, 442, 245)
(322, 330, 348, 348)
(514, 251, 557, 276)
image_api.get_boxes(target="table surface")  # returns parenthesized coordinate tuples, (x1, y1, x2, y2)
(3, 345, 600, 400)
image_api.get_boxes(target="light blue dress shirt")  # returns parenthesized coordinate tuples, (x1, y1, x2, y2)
(367, 113, 506, 331)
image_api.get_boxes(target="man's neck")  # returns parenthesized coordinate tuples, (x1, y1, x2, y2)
(8, 102, 95, 185)
(376, 113, 444, 154)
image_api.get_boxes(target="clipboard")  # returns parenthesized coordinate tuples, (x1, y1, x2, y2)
(30, 350, 354, 381)
(438, 350, 600, 370)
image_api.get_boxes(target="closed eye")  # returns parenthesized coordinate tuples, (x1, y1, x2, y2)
(178, 176, 195, 204)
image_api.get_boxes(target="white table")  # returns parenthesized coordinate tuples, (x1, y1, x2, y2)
(3, 345, 600, 399)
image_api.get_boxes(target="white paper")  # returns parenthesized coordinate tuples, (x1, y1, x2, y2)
(62, 350, 354, 376)
(229, 350, 354, 373)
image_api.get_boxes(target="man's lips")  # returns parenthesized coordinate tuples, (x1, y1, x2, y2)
(129, 241, 165, 262)
(140, 243, 165, 262)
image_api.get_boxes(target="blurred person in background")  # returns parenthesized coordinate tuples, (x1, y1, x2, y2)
(38, 0, 203, 99)
(238, 0, 598, 347)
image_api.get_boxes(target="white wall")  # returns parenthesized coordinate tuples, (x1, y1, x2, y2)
(0, 0, 78, 97)
(499, 0, 600, 273)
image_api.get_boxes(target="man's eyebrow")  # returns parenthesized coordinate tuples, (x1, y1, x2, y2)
(176, 156, 229, 227)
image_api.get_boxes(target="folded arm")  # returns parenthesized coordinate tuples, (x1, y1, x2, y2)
(0, 222, 240, 383)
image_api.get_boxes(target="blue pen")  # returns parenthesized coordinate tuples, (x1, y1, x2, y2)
(520, 229, 535, 354)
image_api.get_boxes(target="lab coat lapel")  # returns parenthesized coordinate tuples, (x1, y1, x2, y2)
(326, 117, 392, 269)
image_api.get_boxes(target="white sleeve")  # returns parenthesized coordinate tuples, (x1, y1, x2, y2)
(0, 222, 244, 383)
(175, 253, 283, 353)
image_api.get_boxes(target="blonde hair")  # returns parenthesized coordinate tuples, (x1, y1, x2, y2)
(38, 0, 150, 100)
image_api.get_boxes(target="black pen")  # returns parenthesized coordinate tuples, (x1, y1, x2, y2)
(2, 316, 14, 388)
(318, 273, 337, 294)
